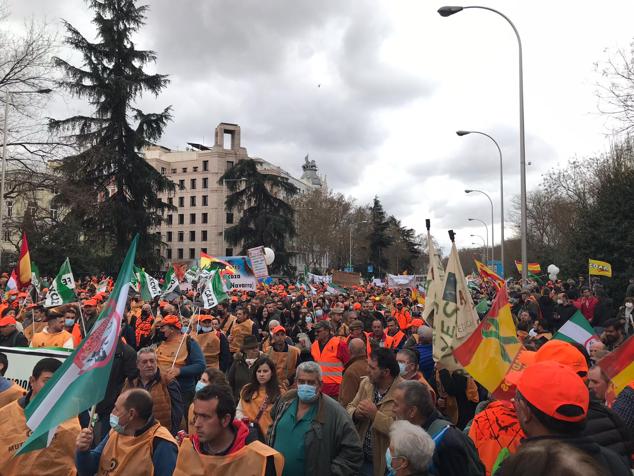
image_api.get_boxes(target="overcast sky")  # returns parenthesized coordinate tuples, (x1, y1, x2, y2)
(10, 0, 634, 254)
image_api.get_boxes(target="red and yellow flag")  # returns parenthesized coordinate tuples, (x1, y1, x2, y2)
(599, 335, 634, 404)
(474, 259, 505, 289)
(16, 233, 31, 290)
(514, 260, 541, 273)
(453, 289, 522, 400)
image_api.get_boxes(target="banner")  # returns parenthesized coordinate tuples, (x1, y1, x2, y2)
(247, 246, 269, 279)
(423, 235, 445, 324)
(0, 346, 70, 390)
(217, 256, 257, 291)
(332, 271, 360, 288)
(307, 273, 332, 284)
(386, 274, 416, 288)
(514, 261, 541, 273)
(589, 259, 612, 278)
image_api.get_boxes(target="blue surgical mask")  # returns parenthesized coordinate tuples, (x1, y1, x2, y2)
(305, 316, 313, 324)
(201, 326, 213, 333)
(181, 326, 189, 334)
(297, 384, 318, 402)
(398, 362, 407, 376)
(109, 413, 125, 434)
(385, 448, 403, 476)
(65, 319, 75, 327)
(195, 380, 207, 393)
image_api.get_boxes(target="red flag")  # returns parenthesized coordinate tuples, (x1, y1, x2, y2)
(16, 233, 31, 290)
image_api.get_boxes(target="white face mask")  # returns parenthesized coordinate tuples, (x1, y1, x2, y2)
(557, 299, 563, 305)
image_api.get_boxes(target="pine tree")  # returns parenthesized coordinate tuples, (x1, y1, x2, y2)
(369, 196, 392, 275)
(220, 159, 298, 273)
(50, 0, 174, 269)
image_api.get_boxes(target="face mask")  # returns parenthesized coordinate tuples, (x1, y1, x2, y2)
(245, 358, 256, 367)
(385, 448, 403, 476)
(297, 383, 318, 402)
(305, 316, 313, 324)
(109, 413, 125, 434)
(557, 299, 563, 305)
(201, 325, 213, 333)
(65, 319, 75, 327)
(315, 310, 323, 318)
(398, 362, 408, 376)
(626, 302, 633, 309)
(195, 380, 207, 393)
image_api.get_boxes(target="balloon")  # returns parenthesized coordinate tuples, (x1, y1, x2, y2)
(264, 247, 275, 265)
(547, 264, 560, 281)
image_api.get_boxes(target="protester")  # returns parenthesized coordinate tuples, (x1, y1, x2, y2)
(228, 334, 262, 401)
(269, 361, 363, 475)
(0, 358, 80, 475)
(123, 346, 183, 435)
(310, 320, 349, 399)
(392, 299, 411, 331)
(190, 314, 222, 369)
(369, 319, 393, 351)
(0, 351, 26, 408)
(601, 318, 626, 351)
(339, 337, 370, 407)
(263, 325, 300, 390)
(227, 306, 257, 354)
(22, 304, 46, 342)
(385, 317, 406, 351)
(0, 315, 28, 347)
(436, 366, 480, 429)
(396, 348, 436, 403)
(387, 420, 435, 476)
(76, 389, 178, 476)
(588, 365, 610, 403)
(30, 308, 75, 349)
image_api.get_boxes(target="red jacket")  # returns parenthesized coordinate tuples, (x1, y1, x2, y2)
(574, 296, 598, 322)
(191, 419, 249, 455)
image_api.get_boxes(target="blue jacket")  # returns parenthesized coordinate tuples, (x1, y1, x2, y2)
(176, 336, 206, 393)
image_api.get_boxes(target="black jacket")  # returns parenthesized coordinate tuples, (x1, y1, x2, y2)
(583, 398, 633, 466)
(96, 339, 137, 415)
(0, 329, 28, 347)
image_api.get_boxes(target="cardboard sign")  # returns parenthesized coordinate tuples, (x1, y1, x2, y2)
(247, 246, 269, 279)
(0, 346, 70, 390)
(332, 271, 360, 288)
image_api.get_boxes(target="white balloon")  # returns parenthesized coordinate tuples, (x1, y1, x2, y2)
(264, 247, 275, 265)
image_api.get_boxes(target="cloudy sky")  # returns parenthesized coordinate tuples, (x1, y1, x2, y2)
(10, 0, 634, 254)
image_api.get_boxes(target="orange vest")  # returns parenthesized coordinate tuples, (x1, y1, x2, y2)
(30, 329, 74, 348)
(123, 376, 172, 432)
(265, 345, 300, 388)
(221, 314, 237, 334)
(387, 331, 405, 349)
(156, 337, 188, 373)
(239, 387, 276, 436)
(229, 319, 254, 353)
(98, 422, 176, 476)
(0, 399, 80, 476)
(311, 337, 344, 385)
(0, 381, 26, 408)
(23, 320, 47, 342)
(392, 310, 411, 330)
(192, 331, 221, 369)
(174, 438, 284, 476)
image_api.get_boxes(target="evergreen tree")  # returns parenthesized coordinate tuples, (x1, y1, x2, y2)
(50, 0, 174, 269)
(220, 159, 299, 273)
(368, 196, 392, 275)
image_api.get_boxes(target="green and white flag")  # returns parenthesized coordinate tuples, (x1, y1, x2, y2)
(553, 310, 600, 352)
(16, 235, 138, 455)
(200, 271, 229, 309)
(96, 279, 109, 293)
(161, 265, 180, 296)
(44, 258, 77, 308)
(31, 262, 41, 292)
(184, 265, 199, 284)
(136, 268, 161, 301)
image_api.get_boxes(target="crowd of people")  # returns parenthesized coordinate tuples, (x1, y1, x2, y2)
(0, 271, 632, 475)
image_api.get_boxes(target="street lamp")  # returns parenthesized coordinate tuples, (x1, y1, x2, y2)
(459, 130, 505, 274)
(440, 5, 527, 280)
(467, 217, 489, 262)
(465, 189, 494, 262)
(0, 88, 53, 266)
(471, 240, 486, 263)
(350, 220, 368, 271)
(221, 177, 246, 255)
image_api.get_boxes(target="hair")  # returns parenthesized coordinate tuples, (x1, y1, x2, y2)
(395, 380, 434, 418)
(195, 383, 236, 422)
(46, 308, 63, 320)
(203, 368, 229, 387)
(418, 326, 433, 344)
(296, 360, 322, 383)
(604, 318, 623, 331)
(32, 358, 62, 379)
(241, 356, 281, 403)
(397, 348, 419, 366)
(0, 352, 7, 375)
(372, 318, 384, 328)
(389, 420, 435, 473)
(386, 317, 397, 326)
(370, 348, 400, 378)
(517, 391, 586, 435)
(137, 346, 157, 360)
(500, 440, 604, 476)
(123, 388, 153, 421)
(268, 319, 280, 331)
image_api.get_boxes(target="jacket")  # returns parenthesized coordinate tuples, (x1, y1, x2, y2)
(228, 352, 259, 402)
(268, 390, 363, 475)
(96, 339, 138, 416)
(0, 329, 28, 347)
(339, 355, 369, 407)
(612, 385, 634, 435)
(583, 398, 633, 466)
(347, 375, 404, 476)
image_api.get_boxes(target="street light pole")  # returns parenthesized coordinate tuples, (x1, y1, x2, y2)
(470, 235, 487, 263)
(458, 130, 505, 274)
(465, 189, 494, 262)
(440, 5, 527, 280)
(467, 217, 489, 262)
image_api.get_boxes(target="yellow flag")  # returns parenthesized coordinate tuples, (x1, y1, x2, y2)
(589, 259, 612, 277)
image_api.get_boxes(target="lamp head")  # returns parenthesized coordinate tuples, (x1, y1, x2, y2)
(456, 130, 471, 136)
(468, 218, 474, 222)
(438, 6, 464, 17)
(36, 88, 53, 94)
(465, 189, 473, 194)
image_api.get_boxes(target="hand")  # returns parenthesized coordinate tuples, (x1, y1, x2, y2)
(358, 399, 378, 420)
(437, 397, 447, 410)
(76, 427, 93, 452)
(166, 367, 181, 380)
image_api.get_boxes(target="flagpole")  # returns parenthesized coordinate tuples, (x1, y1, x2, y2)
(170, 326, 190, 369)
(76, 302, 88, 337)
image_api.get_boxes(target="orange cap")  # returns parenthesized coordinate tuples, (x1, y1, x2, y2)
(518, 361, 589, 422)
(409, 318, 424, 328)
(535, 340, 589, 378)
(0, 316, 16, 326)
(198, 314, 213, 322)
(272, 325, 286, 334)
(159, 314, 182, 329)
(83, 299, 98, 306)
(353, 303, 362, 311)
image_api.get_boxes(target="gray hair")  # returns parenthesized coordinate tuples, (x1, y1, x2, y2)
(389, 420, 435, 473)
(418, 325, 433, 344)
(395, 380, 434, 417)
(296, 361, 322, 383)
(268, 319, 280, 331)
(137, 346, 157, 361)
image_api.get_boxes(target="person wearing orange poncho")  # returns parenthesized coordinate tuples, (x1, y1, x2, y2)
(30, 308, 74, 349)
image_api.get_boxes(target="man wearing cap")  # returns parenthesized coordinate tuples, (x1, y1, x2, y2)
(347, 320, 371, 356)
(331, 306, 350, 337)
(191, 314, 222, 370)
(385, 317, 406, 351)
(0, 314, 27, 347)
(81, 298, 100, 335)
(265, 325, 300, 390)
(392, 299, 411, 331)
(155, 315, 206, 416)
(30, 308, 75, 349)
(0, 352, 26, 408)
(311, 320, 349, 399)
(512, 361, 629, 475)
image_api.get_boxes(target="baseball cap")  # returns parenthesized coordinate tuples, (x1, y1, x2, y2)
(349, 320, 364, 330)
(314, 320, 332, 331)
(353, 302, 362, 311)
(535, 340, 588, 378)
(272, 325, 286, 334)
(517, 361, 589, 422)
(158, 315, 182, 329)
(198, 314, 213, 322)
(0, 316, 16, 326)
(83, 299, 98, 307)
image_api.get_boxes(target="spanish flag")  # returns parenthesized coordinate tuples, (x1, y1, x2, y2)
(474, 259, 505, 289)
(599, 335, 634, 403)
(588, 259, 612, 278)
(453, 289, 522, 400)
(16, 233, 31, 290)
(514, 260, 541, 274)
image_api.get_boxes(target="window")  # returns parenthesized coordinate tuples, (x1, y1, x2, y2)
(166, 249, 172, 259)
(202, 230, 208, 241)
(202, 178, 208, 189)
(225, 248, 234, 257)
(178, 214, 184, 225)
(168, 197, 173, 206)
(201, 247, 207, 254)
(167, 214, 173, 225)
(226, 212, 234, 224)
(161, 167, 166, 175)
(190, 178, 197, 190)
(6, 200, 12, 217)
(189, 248, 195, 260)
(193, 166, 198, 172)
(203, 160, 208, 171)
(226, 160, 234, 170)
(202, 195, 208, 206)
(171, 168, 177, 174)
(189, 230, 196, 241)
(177, 231, 184, 242)
(182, 167, 187, 173)
(167, 231, 173, 242)
(178, 197, 184, 207)
(178, 179, 185, 190)
(190, 213, 196, 224)
(202, 213, 208, 224)
(190, 196, 196, 207)
(177, 248, 183, 259)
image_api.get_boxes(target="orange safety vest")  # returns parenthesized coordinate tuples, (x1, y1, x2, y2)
(98, 422, 176, 476)
(192, 331, 221, 369)
(23, 320, 47, 342)
(0, 381, 26, 408)
(265, 345, 300, 388)
(173, 438, 284, 476)
(386, 331, 405, 349)
(156, 337, 188, 373)
(0, 399, 80, 476)
(31, 329, 74, 348)
(311, 337, 345, 385)
(392, 309, 411, 330)
(229, 319, 254, 354)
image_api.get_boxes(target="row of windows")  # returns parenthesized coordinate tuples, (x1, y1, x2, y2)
(165, 230, 210, 242)
(166, 212, 233, 226)
(165, 247, 233, 260)
(169, 195, 211, 207)
(160, 160, 235, 183)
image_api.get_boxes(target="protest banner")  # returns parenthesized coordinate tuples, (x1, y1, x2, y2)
(247, 246, 269, 279)
(0, 346, 70, 390)
(332, 270, 361, 288)
(217, 256, 258, 291)
(386, 274, 416, 288)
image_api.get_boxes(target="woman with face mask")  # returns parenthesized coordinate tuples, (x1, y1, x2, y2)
(386, 420, 435, 476)
(617, 297, 634, 335)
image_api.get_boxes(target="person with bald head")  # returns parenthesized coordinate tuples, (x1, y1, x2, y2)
(339, 338, 370, 407)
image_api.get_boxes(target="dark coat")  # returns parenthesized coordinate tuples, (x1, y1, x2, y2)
(583, 398, 633, 466)
(338, 355, 369, 408)
(96, 339, 137, 415)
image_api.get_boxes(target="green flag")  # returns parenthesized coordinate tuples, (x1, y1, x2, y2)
(200, 270, 229, 309)
(31, 262, 41, 292)
(161, 265, 180, 296)
(17, 235, 138, 455)
(553, 310, 600, 351)
(137, 268, 161, 301)
(44, 258, 77, 308)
